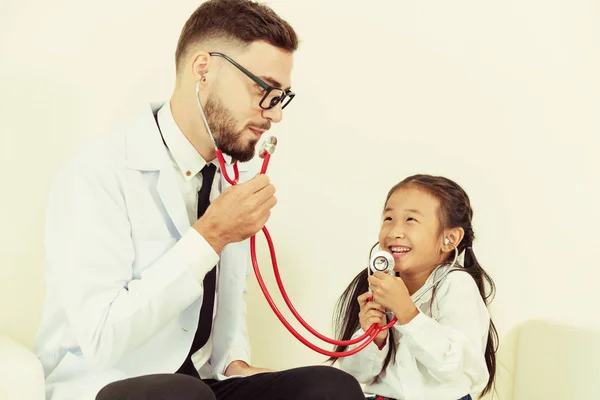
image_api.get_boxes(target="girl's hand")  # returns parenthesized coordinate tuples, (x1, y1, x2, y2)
(367, 272, 419, 324)
(357, 292, 388, 348)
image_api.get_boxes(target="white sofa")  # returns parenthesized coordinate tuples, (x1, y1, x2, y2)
(0, 333, 45, 400)
(480, 319, 600, 399)
(1, 319, 599, 399)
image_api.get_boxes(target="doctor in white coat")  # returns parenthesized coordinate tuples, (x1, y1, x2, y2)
(33, 1, 364, 399)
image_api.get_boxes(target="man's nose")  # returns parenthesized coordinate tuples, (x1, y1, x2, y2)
(262, 103, 283, 123)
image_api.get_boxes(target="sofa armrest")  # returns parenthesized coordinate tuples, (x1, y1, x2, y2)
(0, 333, 45, 400)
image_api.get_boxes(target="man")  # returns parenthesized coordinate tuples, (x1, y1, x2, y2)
(34, 1, 365, 399)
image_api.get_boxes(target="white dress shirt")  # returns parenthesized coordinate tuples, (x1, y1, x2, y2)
(338, 267, 491, 400)
(156, 102, 231, 377)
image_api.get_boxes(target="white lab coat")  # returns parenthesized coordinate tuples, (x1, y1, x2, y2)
(34, 102, 255, 400)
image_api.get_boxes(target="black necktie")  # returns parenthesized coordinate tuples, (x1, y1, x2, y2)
(176, 163, 218, 377)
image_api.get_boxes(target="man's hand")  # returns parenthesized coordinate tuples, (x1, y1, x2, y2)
(224, 360, 275, 377)
(194, 174, 277, 254)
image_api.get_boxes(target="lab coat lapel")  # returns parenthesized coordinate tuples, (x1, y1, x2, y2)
(156, 155, 190, 238)
(126, 102, 190, 238)
(127, 102, 257, 239)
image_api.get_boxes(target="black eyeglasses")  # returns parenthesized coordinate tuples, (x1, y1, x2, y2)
(209, 52, 295, 110)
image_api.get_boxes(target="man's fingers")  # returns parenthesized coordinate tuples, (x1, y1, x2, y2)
(241, 174, 271, 193)
(254, 183, 276, 205)
(257, 192, 277, 210)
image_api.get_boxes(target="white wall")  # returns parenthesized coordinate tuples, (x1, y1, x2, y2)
(1, 0, 599, 380)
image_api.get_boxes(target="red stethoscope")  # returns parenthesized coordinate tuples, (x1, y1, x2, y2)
(217, 144, 398, 357)
(195, 82, 397, 357)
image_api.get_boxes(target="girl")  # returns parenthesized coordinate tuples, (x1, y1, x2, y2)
(330, 175, 498, 400)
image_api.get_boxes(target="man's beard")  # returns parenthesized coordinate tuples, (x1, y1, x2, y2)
(204, 94, 266, 163)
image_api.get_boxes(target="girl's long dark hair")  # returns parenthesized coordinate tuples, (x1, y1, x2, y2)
(329, 175, 498, 397)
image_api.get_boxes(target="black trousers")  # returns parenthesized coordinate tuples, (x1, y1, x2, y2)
(96, 365, 364, 400)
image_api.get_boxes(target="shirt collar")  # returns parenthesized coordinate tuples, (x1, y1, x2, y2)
(157, 101, 223, 181)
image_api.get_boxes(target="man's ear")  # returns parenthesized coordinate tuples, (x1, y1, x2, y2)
(190, 51, 213, 83)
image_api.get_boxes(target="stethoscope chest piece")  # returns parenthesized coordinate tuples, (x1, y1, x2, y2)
(369, 251, 395, 274)
(259, 136, 278, 158)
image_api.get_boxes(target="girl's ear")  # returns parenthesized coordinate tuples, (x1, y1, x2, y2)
(442, 227, 465, 252)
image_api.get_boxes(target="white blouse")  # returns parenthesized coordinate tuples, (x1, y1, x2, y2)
(338, 267, 491, 400)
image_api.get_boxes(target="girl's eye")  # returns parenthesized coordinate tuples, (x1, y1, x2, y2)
(384, 217, 392, 222)
(407, 217, 418, 222)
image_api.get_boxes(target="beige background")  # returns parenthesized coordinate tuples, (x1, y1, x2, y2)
(1, 0, 598, 384)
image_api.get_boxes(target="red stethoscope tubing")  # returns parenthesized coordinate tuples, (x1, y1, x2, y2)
(214, 149, 396, 357)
